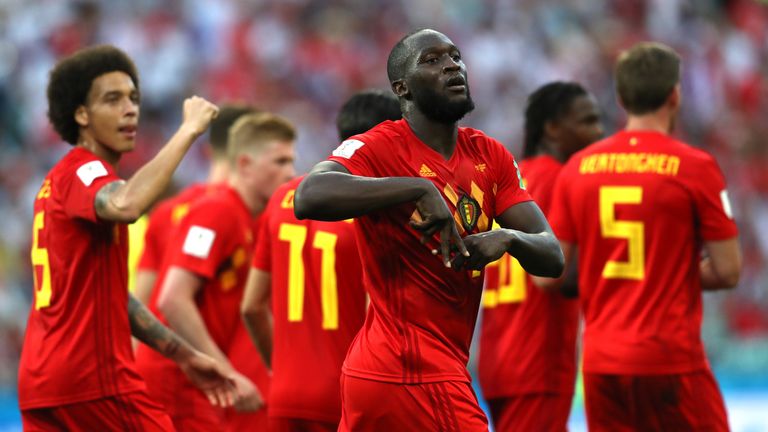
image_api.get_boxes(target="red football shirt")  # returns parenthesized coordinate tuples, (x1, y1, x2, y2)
(137, 183, 210, 273)
(327, 119, 531, 384)
(134, 185, 260, 407)
(548, 130, 739, 374)
(19, 147, 145, 409)
(251, 176, 366, 422)
(478, 155, 579, 398)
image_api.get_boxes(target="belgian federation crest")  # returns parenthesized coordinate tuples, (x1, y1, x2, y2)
(457, 194, 481, 232)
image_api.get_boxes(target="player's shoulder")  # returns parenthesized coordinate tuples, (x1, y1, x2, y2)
(50, 147, 113, 183)
(268, 177, 302, 209)
(460, 126, 501, 148)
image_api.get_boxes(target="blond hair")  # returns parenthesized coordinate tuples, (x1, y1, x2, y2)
(227, 112, 296, 164)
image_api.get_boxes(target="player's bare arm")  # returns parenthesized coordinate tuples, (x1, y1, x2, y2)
(532, 241, 575, 292)
(240, 268, 274, 369)
(296, 161, 467, 266)
(127, 294, 236, 408)
(94, 96, 218, 223)
(700, 237, 741, 290)
(452, 201, 563, 277)
(158, 266, 264, 412)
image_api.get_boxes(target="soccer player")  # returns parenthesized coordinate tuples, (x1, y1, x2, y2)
(18, 45, 235, 431)
(294, 29, 564, 431)
(134, 112, 296, 431)
(240, 89, 401, 431)
(478, 81, 603, 432)
(544, 42, 741, 431)
(134, 104, 259, 305)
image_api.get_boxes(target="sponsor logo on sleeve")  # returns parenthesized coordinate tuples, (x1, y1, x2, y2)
(332, 139, 365, 159)
(76, 161, 109, 187)
(720, 190, 734, 219)
(182, 225, 216, 259)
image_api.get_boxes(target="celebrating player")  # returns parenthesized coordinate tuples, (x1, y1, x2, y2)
(294, 29, 564, 431)
(18, 45, 235, 431)
(479, 81, 603, 432)
(240, 89, 401, 431)
(544, 42, 741, 431)
(134, 112, 295, 431)
(134, 104, 259, 305)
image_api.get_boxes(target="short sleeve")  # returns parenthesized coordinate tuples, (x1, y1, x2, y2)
(491, 140, 532, 216)
(60, 158, 122, 222)
(327, 128, 390, 178)
(547, 162, 577, 243)
(251, 209, 271, 271)
(689, 156, 739, 241)
(165, 201, 236, 279)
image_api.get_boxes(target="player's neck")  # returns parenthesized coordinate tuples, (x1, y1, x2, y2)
(229, 177, 266, 216)
(625, 112, 674, 135)
(404, 112, 458, 160)
(207, 160, 229, 184)
(76, 135, 121, 166)
(540, 140, 566, 163)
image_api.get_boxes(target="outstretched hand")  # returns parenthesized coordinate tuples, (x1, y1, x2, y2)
(450, 230, 513, 271)
(177, 351, 237, 408)
(409, 183, 468, 267)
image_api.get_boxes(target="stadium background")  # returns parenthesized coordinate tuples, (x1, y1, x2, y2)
(0, 0, 766, 430)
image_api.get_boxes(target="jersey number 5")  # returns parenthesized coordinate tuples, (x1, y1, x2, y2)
(599, 186, 645, 280)
(31, 211, 52, 309)
(278, 223, 338, 330)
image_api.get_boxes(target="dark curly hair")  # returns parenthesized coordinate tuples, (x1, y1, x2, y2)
(523, 81, 587, 159)
(47, 45, 139, 145)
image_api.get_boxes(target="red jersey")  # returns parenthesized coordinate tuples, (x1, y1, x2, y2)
(137, 183, 210, 272)
(327, 119, 531, 384)
(251, 176, 367, 422)
(19, 147, 145, 409)
(134, 185, 258, 397)
(478, 155, 579, 398)
(548, 130, 738, 374)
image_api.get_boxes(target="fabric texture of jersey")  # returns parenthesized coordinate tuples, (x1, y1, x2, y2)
(134, 185, 259, 423)
(19, 147, 146, 409)
(327, 119, 531, 384)
(479, 155, 579, 397)
(548, 130, 739, 374)
(252, 176, 367, 423)
(137, 183, 211, 272)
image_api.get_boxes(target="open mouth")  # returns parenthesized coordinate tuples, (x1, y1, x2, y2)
(119, 125, 137, 139)
(446, 76, 467, 91)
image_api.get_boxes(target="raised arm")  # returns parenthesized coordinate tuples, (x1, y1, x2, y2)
(95, 97, 218, 223)
(452, 201, 564, 277)
(295, 161, 467, 266)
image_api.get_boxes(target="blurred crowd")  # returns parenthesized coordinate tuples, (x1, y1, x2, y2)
(0, 0, 767, 389)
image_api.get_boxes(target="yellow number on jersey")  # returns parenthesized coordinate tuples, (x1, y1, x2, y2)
(599, 186, 645, 280)
(31, 211, 52, 309)
(482, 232, 527, 309)
(278, 223, 339, 330)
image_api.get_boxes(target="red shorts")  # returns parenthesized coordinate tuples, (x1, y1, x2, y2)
(487, 393, 573, 432)
(223, 406, 269, 432)
(584, 370, 729, 432)
(21, 390, 174, 432)
(269, 417, 337, 432)
(339, 374, 488, 432)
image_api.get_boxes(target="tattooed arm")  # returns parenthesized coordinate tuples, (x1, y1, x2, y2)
(128, 294, 235, 407)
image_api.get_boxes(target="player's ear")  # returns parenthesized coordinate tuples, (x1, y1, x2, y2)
(392, 80, 409, 99)
(544, 120, 559, 141)
(74, 105, 89, 127)
(667, 84, 681, 110)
